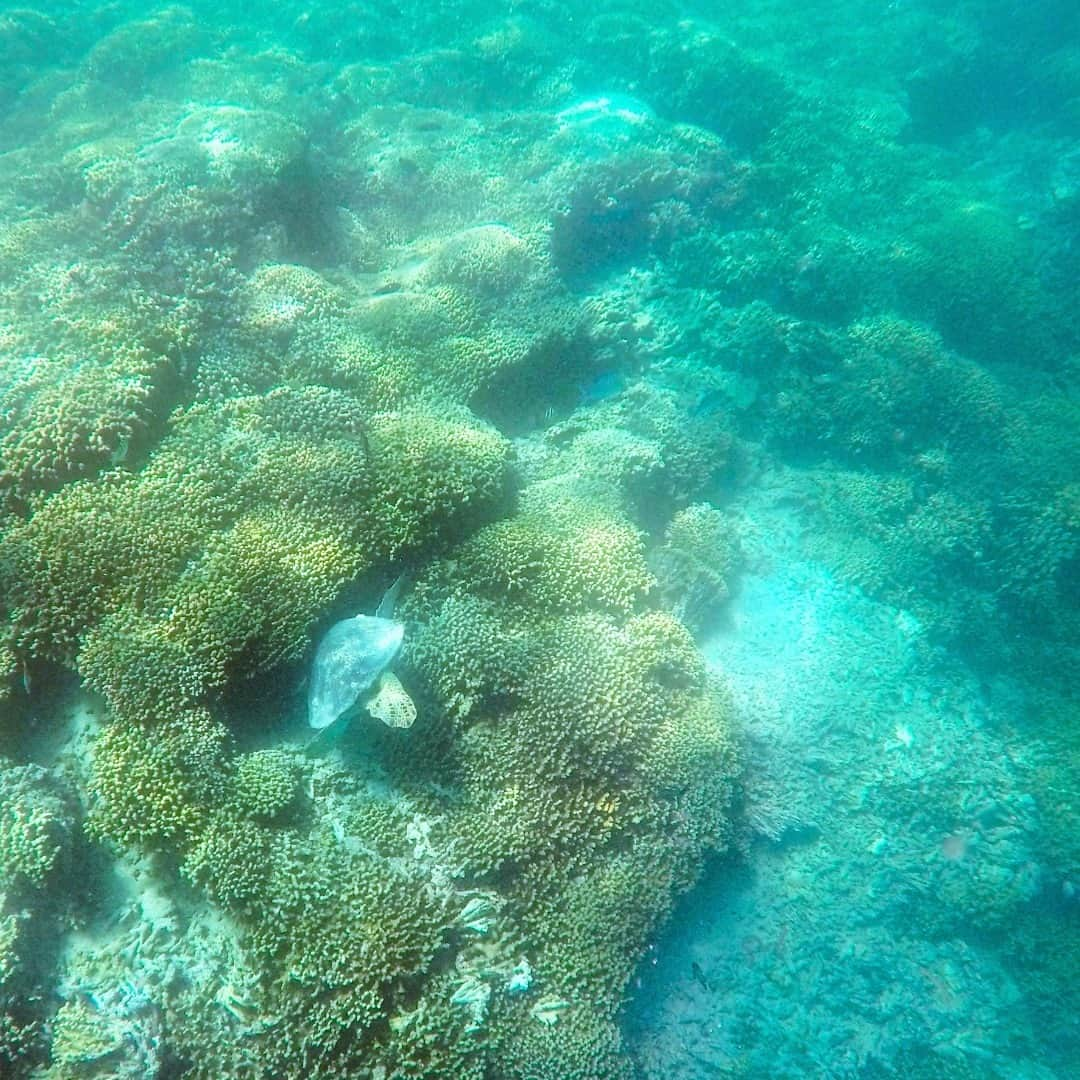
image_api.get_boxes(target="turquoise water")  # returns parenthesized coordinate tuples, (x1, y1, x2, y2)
(0, 2, 1077, 1077)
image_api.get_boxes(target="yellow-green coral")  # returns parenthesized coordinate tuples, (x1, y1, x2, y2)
(86, 712, 229, 851)
(232, 748, 300, 821)
(401, 499, 738, 1074)
(77, 608, 220, 726)
(406, 593, 532, 722)
(0, 800, 63, 893)
(45, 997, 129, 1075)
(2, 463, 225, 664)
(0, 350, 173, 507)
(211, 831, 455, 1075)
(2, 389, 511, 720)
(424, 489, 654, 617)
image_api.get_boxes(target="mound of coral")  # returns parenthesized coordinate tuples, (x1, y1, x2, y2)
(0, 8, 746, 1076)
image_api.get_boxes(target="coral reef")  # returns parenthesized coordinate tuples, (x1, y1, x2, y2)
(2, 392, 511, 704)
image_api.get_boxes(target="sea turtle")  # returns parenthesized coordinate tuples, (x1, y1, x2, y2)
(307, 575, 416, 732)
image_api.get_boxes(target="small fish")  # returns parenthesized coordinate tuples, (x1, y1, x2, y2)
(691, 389, 727, 417)
(578, 370, 625, 405)
(691, 961, 711, 992)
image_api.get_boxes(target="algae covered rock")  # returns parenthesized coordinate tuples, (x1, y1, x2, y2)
(0, 758, 82, 1073)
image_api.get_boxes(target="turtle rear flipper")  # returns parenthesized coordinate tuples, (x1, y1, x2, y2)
(365, 671, 416, 729)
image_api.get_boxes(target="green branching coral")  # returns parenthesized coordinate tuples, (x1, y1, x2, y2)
(0, 627, 15, 705)
(512, 611, 710, 793)
(43, 996, 138, 1079)
(422, 489, 655, 617)
(0, 913, 19, 988)
(416, 226, 584, 409)
(86, 712, 229, 851)
(898, 197, 1055, 364)
(521, 839, 681, 1002)
(285, 319, 428, 413)
(1, 387, 512, 722)
(646, 28, 795, 152)
(382, 971, 487, 1080)
(765, 316, 1004, 467)
(845, 318, 1004, 446)
(77, 608, 221, 726)
(650, 502, 743, 633)
(422, 224, 537, 298)
(995, 482, 1080, 614)
(492, 998, 633, 1080)
(232, 748, 300, 822)
(179, 750, 300, 900)
(261, 223, 582, 421)
(0, 95, 313, 519)
(181, 817, 276, 910)
(406, 488, 737, 849)
(802, 448, 1077, 667)
(0, 759, 73, 893)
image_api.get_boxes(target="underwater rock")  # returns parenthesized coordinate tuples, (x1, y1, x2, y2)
(555, 93, 655, 148)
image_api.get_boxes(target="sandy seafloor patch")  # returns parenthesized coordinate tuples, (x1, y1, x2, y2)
(626, 467, 1062, 1079)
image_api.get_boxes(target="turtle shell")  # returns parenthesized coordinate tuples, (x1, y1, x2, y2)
(307, 615, 404, 730)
